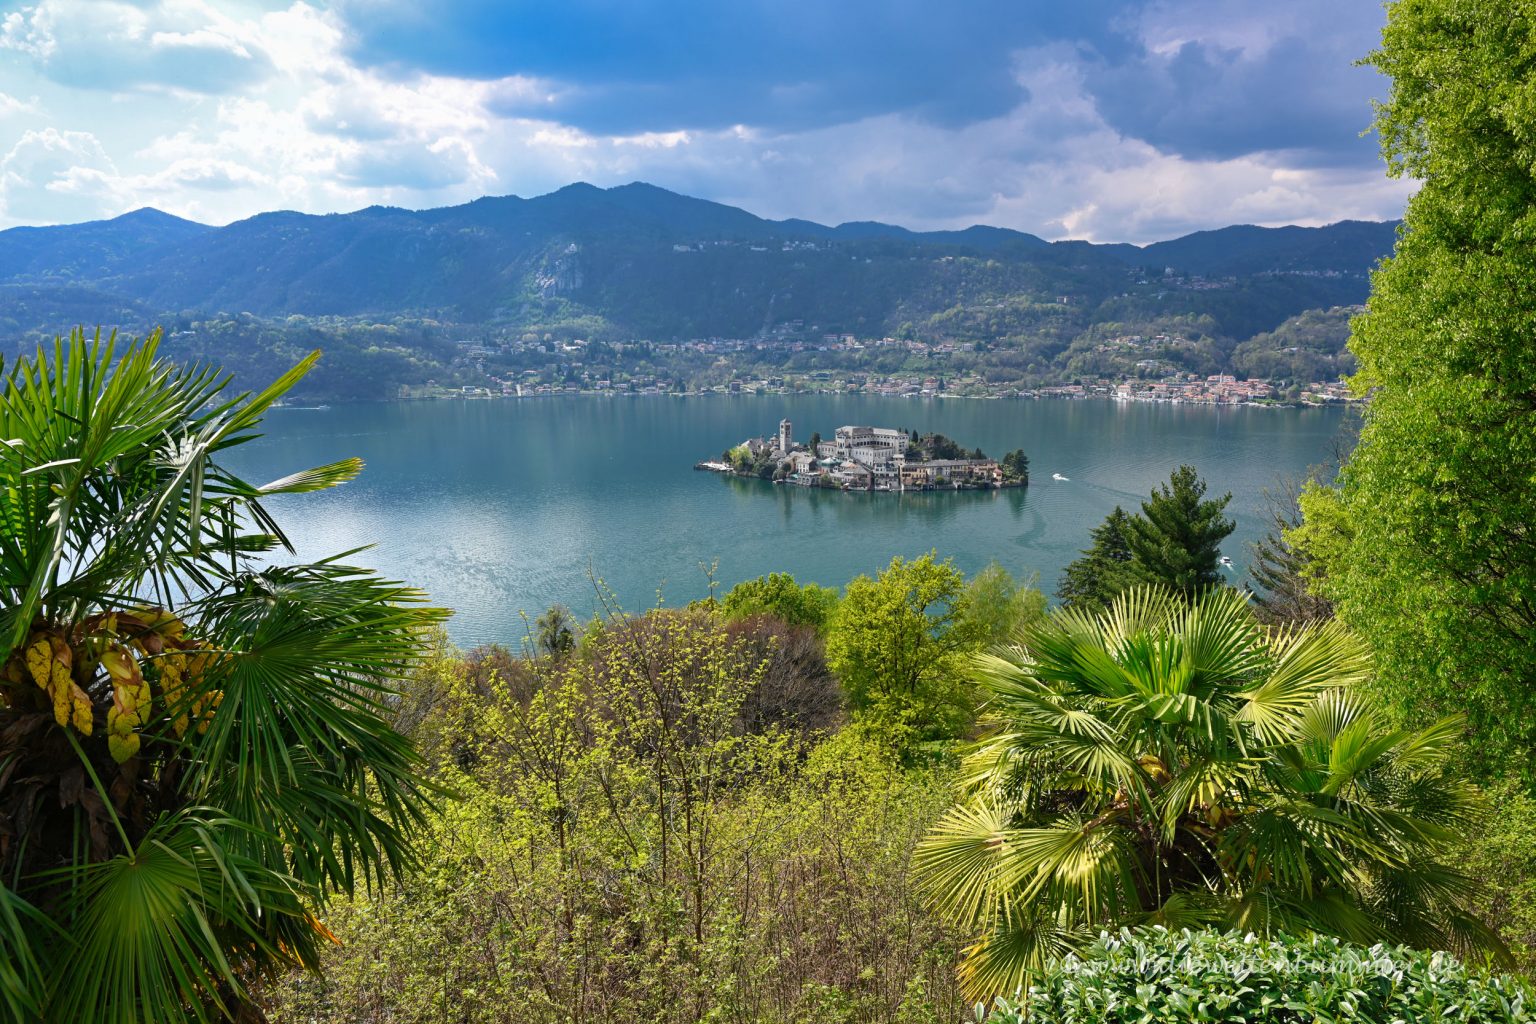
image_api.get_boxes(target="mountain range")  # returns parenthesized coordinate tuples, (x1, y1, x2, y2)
(0, 183, 1400, 399)
(0, 182, 1396, 331)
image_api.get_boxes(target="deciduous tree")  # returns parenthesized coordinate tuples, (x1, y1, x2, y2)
(826, 554, 985, 747)
(721, 571, 840, 634)
(1294, 0, 1536, 778)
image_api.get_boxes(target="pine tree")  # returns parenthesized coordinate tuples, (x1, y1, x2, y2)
(1056, 506, 1137, 610)
(1124, 465, 1234, 597)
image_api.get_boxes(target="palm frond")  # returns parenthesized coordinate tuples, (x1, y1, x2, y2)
(0, 880, 49, 1024)
(185, 559, 447, 892)
(956, 901, 1084, 1002)
(914, 799, 1017, 929)
(45, 812, 311, 1024)
(1175, 586, 1268, 693)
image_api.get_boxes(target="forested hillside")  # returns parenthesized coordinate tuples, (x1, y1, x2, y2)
(0, 183, 1396, 398)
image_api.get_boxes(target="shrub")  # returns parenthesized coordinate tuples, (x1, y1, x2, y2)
(981, 928, 1533, 1024)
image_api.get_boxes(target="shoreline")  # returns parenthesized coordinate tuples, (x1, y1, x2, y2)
(369, 388, 1357, 411)
(693, 461, 1030, 493)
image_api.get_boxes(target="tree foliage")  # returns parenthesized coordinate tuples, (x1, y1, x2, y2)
(957, 564, 1047, 647)
(0, 329, 443, 1023)
(1124, 465, 1235, 596)
(532, 604, 576, 658)
(916, 587, 1501, 1000)
(826, 554, 987, 749)
(999, 450, 1030, 485)
(266, 610, 966, 1024)
(721, 571, 840, 634)
(1249, 478, 1332, 625)
(1291, 0, 1536, 779)
(1055, 506, 1138, 611)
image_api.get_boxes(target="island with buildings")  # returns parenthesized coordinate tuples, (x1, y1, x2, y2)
(698, 419, 1030, 492)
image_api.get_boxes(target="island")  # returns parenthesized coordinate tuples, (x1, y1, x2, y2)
(698, 418, 1029, 492)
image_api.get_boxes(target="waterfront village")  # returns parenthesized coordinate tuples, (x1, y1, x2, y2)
(697, 418, 1031, 493)
(402, 331, 1358, 406)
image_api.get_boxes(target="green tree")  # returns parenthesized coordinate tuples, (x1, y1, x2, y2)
(826, 554, 986, 746)
(1124, 465, 1234, 596)
(1249, 479, 1331, 625)
(0, 330, 443, 1023)
(1293, 0, 1536, 779)
(916, 588, 1502, 1001)
(721, 571, 840, 633)
(1055, 506, 1137, 611)
(533, 603, 576, 658)
(1000, 449, 1030, 485)
(957, 564, 1046, 647)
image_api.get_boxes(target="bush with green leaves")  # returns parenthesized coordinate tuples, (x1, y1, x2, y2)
(981, 928, 1532, 1024)
(721, 571, 841, 633)
(265, 614, 967, 1024)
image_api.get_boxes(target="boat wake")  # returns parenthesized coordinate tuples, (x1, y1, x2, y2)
(1051, 472, 1070, 482)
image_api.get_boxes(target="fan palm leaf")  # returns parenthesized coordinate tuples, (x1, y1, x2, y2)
(918, 585, 1504, 1000)
(0, 329, 446, 1022)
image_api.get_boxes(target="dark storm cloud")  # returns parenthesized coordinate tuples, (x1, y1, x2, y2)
(1079, 5, 1390, 167)
(336, 0, 1386, 167)
(337, 0, 1139, 132)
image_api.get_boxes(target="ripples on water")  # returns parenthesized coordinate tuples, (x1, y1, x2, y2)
(231, 396, 1355, 646)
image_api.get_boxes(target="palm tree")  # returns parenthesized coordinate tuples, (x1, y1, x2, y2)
(0, 329, 444, 1023)
(915, 587, 1501, 1000)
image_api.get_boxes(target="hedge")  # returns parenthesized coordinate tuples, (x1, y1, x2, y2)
(980, 927, 1532, 1023)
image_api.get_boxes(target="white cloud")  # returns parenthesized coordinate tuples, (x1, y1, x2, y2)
(0, 128, 122, 223)
(0, 92, 37, 117)
(0, 0, 1409, 238)
(1, 0, 273, 94)
(0, 5, 56, 59)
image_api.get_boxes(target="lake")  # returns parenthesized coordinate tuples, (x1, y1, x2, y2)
(229, 395, 1353, 646)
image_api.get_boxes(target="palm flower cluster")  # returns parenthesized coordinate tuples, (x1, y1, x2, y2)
(4, 609, 219, 764)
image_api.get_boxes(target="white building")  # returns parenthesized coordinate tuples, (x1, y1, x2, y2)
(833, 425, 907, 466)
(777, 418, 793, 455)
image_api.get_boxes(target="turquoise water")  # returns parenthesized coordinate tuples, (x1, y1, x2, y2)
(230, 396, 1352, 646)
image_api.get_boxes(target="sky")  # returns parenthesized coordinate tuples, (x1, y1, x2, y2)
(0, 0, 1413, 242)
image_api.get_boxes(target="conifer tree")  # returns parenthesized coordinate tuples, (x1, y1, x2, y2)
(1124, 465, 1234, 597)
(1056, 506, 1137, 610)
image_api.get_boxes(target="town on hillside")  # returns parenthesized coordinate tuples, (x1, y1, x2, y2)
(698, 419, 1030, 492)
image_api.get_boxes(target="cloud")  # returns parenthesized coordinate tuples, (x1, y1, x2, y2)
(0, 92, 37, 117)
(0, 128, 122, 223)
(337, 137, 496, 191)
(1, 0, 273, 94)
(0, 0, 1407, 239)
(337, 0, 1388, 171)
(340, 0, 1073, 133)
(1078, 0, 1389, 167)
